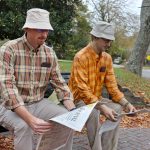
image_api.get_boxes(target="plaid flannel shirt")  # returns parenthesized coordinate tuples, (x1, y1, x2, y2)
(68, 43, 124, 104)
(0, 35, 73, 110)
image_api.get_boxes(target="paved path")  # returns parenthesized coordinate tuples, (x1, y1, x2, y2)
(73, 134, 91, 150)
(142, 69, 150, 79)
(1, 127, 150, 150)
(73, 128, 150, 150)
(118, 128, 150, 150)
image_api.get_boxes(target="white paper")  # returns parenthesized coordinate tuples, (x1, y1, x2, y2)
(49, 102, 98, 132)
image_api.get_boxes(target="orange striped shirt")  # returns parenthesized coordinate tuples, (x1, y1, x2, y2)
(68, 43, 124, 104)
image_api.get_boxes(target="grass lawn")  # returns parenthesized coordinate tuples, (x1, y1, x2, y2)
(58, 60, 150, 102)
(114, 68, 150, 101)
(58, 59, 72, 72)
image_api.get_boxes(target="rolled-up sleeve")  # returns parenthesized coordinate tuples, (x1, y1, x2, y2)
(0, 45, 24, 109)
(49, 51, 74, 102)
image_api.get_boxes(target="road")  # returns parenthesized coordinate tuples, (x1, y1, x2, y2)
(142, 69, 150, 79)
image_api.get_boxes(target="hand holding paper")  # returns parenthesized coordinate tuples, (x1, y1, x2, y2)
(49, 102, 98, 132)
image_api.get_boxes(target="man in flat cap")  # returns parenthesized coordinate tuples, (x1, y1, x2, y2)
(68, 21, 136, 150)
(0, 8, 76, 150)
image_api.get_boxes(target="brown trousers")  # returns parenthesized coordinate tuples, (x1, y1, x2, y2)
(76, 99, 122, 150)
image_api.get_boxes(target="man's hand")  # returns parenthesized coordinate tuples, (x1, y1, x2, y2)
(124, 103, 137, 117)
(99, 105, 118, 122)
(14, 106, 52, 134)
(28, 116, 52, 134)
(120, 97, 136, 113)
(63, 100, 76, 111)
(125, 103, 136, 112)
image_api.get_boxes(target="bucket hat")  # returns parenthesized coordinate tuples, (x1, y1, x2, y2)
(90, 21, 115, 40)
(22, 8, 53, 30)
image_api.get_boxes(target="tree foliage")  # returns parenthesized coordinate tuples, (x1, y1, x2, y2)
(0, 0, 26, 39)
(66, 4, 91, 59)
(0, 0, 83, 58)
(86, 0, 140, 33)
(89, 0, 126, 23)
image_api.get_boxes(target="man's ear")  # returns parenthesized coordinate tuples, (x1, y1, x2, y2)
(24, 28, 28, 32)
(91, 35, 98, 41)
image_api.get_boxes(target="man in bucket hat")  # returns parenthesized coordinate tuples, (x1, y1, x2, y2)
(0, 8, 76, 150)
(68, 21, 136, 150)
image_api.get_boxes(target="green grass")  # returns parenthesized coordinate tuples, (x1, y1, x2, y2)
(114, 68, 150, 100)
(58, 59, 72, 72)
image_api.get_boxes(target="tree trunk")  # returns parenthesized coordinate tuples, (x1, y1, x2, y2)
(126, 0, 150, 76)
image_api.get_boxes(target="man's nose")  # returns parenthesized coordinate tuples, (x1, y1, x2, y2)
(41, 31, 49, 38)
(108, 41, 111, 46)
(43, 31, 48, 35)
(106, 41, 111, 47)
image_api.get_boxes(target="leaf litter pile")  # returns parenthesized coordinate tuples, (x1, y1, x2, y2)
(120, 106, 150, 128)
(0, 106, 149, 150)
(0, 134, 13, 150)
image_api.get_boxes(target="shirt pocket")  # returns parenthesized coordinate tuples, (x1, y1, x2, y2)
(36, 66, 51, 85)
(99, 72, 106, 84)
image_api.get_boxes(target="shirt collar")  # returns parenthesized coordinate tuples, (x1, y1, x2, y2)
(22, 34, 34, 51)
(88, 43, 104, 61)
(22, 34, 42, 53)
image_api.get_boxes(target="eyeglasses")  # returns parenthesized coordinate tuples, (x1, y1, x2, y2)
(36, 29, 49, 33)
(101, 38, 112, 44)
(94, 37, 111, 42)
